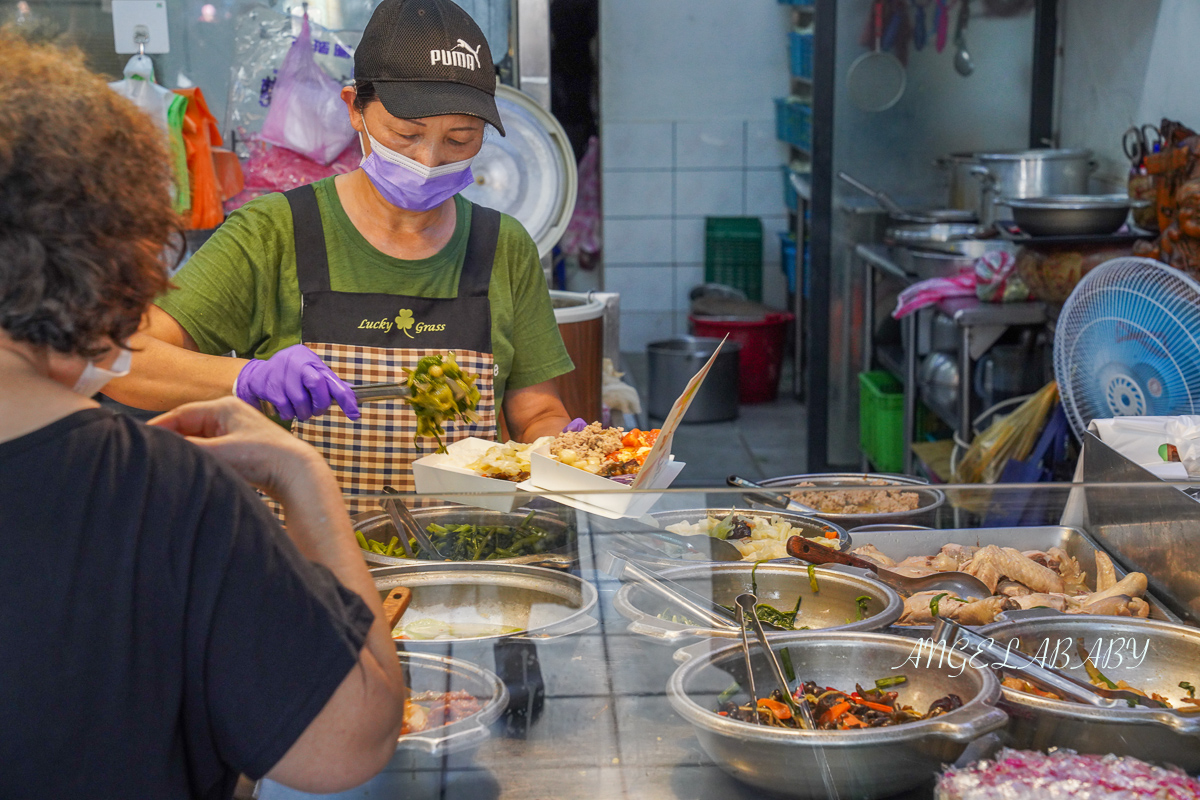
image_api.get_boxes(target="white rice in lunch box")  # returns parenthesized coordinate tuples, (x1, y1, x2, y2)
(665, 514, 834, 561)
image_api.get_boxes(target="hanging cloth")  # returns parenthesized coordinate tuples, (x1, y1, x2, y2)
(166, 94, 191, 216)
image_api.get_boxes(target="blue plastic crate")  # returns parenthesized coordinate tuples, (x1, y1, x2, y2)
(774, 97, 812, 151)
(777, 0, 814, 5)
(789, 30, 814, 79)
(778, 231, 811, 298)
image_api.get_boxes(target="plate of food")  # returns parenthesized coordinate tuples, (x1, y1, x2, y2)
(412, 436, 553, 512)
(522, 423, 685, 519)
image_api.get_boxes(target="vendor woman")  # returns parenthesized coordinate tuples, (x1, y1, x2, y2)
(106, 0, 574, 508)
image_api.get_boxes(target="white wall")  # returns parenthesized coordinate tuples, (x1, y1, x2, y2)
(1057, 0, 1200, 192)
(599, 0, 792, 352)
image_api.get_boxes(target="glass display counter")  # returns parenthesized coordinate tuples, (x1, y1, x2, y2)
(259, 481, 1200, 800)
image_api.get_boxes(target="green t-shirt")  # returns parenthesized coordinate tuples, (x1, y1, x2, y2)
(157, 178, 574, 406)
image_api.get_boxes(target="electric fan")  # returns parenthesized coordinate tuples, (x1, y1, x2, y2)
(1054, 257, 1200, 439)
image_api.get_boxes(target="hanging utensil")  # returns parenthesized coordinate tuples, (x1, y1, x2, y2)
(953, 0, 974, 76)
(735, 594, 817, 729)
(380, 487, 445, 560)
(913, 0, 930, 50)
(847, 0, 907, 112)
(786, 536, 992, 599)
(382, 586, 413, 629)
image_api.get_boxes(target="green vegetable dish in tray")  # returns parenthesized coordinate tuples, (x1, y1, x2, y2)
(357, 510, 570, 561)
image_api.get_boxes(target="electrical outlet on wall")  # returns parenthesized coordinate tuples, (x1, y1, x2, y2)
(111, 0, 169, 54)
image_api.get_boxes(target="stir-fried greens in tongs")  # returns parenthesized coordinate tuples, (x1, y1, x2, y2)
(403, 352, 482, 453)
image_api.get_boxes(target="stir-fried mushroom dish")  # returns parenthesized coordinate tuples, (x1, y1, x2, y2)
(850, 544, 1152, 626)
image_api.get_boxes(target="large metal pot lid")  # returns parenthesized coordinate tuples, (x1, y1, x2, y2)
(975, 148, 1093, 161)
(459, 84, 578, 259)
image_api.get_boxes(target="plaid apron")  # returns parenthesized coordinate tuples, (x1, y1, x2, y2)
(283, 185, 499, 515)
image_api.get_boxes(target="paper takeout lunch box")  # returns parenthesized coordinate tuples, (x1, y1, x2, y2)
(520, 447, 686, 519)
(411, 437, 531, 513)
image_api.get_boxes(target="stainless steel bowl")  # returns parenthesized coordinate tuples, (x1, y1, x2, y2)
(667, 632, 1007, 799)
(979, 612, 1200, 772)
(644, 508, 850, 563)
(1001, 194, 1146, 237)
(354, 505, 576, 569)
(613, 562, 902, 650)
(756, 473, 946, 529)
(372, 561, 598, 645)
(257, 651, 507, 800)
(885, 222, 993, 244)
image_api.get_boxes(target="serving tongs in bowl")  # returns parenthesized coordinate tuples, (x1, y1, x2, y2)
(786, 535, 991, 599)
(932, 615, 1163, 709)
(735, 593, 818, 729)
(381, 487, 445, 560)
(726, 475, 820, 514)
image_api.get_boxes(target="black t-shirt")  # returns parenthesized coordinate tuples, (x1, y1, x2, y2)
(0, 409, 374, 799)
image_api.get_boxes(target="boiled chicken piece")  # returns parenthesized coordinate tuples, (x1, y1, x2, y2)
(1071, 594, 1150, 618)
(1048, 546, 1090, 595)
(1094, 551, 1117, 593)
(1079, 572, 1148, 607)
(850, 544, 895, 568)
(997, 579, 1032, 598)
(1021, 550, 1058, 570)
(891, 555, 938, 578)
(931, 544, 978, 572)
(963, 545, 1065, 595)
(1001, 593, 1067, 612)
(898, 591, 1004, 626)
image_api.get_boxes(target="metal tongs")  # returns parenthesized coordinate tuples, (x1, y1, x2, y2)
(602, 553, 740, 630)
(259, 381, 409, 420)
(736, 593, 817, 729)
(380, 487, 445, 560)
(932, 616, 1164, 709)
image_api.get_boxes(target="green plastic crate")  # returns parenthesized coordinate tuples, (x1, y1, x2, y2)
(859, 371, 904, 473)
(705, 217, 763, 301)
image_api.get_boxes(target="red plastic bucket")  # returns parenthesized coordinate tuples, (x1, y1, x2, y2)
(689, 312, 794, 404)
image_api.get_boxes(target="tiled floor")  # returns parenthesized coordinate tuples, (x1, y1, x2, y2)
(622, 352, 808, 487)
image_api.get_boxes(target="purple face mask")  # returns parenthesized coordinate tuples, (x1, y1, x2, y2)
(359, 117, 475, 212)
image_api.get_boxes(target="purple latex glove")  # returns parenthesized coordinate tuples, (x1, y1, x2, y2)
(562, 418, 588, 433)
(235, 344, 360, 422)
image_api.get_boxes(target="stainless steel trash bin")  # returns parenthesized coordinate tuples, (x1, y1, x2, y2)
(647, 337, 742, 422)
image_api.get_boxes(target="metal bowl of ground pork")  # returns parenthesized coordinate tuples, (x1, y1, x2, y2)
(755, 473, 945, 530)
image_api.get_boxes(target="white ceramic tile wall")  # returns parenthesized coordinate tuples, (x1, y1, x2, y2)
(605, 266, 675, 312)
(675, 120, 746, 169)
(673, 218, 706, 264)
(619, 310, 676, 352)
(675, 265, 705, 310)
(745, 169, 786, 218)
(674, 170, 745, 218)
(603, 218, 673, 264)
(601, 171, 672, 218)
(601, 122, 674, 170)
(746, 119, 789, 168)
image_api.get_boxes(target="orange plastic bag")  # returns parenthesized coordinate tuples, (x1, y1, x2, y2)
(174, 87, 224, 229)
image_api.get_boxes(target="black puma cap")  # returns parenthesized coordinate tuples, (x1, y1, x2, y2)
(354, 0, 505, 135)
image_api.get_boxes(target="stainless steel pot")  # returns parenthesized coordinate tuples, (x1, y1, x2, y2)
(353, 506, 576, 569)
(257, 652, 508, 800)
(755, 473, 945, 529)
(979, 612, 1200, 772)
(648, 336, 742, 422)
(612, 562, 902, 649)
(372, 561, 598, 644)
(893, 241, 1015, 279)
(972, 148, 1095, 222)
(667, 631, 1007, 799)
(937, 152, 984, 212)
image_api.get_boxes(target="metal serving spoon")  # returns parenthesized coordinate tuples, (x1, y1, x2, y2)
(786, 536, 992, 599)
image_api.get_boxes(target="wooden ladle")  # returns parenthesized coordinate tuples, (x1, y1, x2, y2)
(785, 536, 991, 599)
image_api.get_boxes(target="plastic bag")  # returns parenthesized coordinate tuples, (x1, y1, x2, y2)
(974, 250, 1031, 303)
(892, 268, 977, 318)
(955, 381, 1058, 484)
(226, 7, 359, 158)
(259, 13, 355, 165)
(224, 139, 362, 212)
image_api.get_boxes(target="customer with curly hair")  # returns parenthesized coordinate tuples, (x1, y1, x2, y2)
(0, 34, 406, 798)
